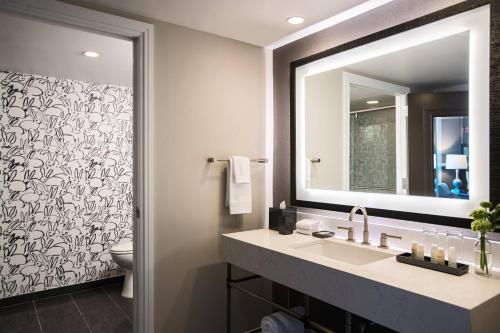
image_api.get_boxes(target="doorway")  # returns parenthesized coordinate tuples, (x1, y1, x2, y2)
(408, 91, 469, 198)
(0, 1, 154, 332)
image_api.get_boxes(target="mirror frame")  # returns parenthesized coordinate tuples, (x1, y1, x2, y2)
(290, 0, 498, 229)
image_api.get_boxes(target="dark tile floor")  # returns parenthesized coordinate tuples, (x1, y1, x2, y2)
(0, 283, 133, 333)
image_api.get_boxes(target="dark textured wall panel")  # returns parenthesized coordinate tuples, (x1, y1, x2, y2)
(490, 0, 500, 204)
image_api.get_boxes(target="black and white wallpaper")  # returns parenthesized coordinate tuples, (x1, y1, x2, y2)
(0, 70, 133, 298)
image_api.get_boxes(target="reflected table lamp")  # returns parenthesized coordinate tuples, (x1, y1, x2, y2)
(445, 154, 468, 194)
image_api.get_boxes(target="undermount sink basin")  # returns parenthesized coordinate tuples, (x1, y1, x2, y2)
(291, 239, 394, 265)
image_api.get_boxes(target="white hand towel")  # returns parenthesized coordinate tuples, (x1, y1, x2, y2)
(232, 156, 251, 184)
(226, 156, 252, 214)
(296, 219, 320, 230)
(296, 227, 319, 236)
(261, 307, 305, 333)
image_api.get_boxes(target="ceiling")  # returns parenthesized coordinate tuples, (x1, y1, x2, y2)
(350, 86, 395, 111)
(70, 0, 368, 46)
(344, 32, 469, 92)
(317, 31, 469, 111)
(0, 11, 133, 87)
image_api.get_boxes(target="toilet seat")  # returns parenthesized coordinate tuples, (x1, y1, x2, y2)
(111, 241, 133, 254)
(110, 240, 134, 298)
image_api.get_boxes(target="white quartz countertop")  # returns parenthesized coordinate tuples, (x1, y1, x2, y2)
(221, 229, 500, 333)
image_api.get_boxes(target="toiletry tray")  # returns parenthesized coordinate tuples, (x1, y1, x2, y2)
(396, 252, 469, 276)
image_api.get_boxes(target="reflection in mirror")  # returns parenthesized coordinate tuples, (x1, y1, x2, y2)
(350, 86, 396, 194)
(304, 31, 469, 200)
(434, 116, 469, 199)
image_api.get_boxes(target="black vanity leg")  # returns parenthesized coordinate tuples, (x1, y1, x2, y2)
(304, 295, 311, 332)
(345, 312, 352, 333)
(226, 263, 232, 333)
(359, 321, 374, 333)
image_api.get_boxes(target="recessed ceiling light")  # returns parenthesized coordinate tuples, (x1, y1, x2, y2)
(83, 51, 99, 58)
(366, 100, 379, 105)
(287, 16, 304, 25)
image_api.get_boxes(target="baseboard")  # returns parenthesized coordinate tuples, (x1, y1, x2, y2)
(0, 275, 125, 308)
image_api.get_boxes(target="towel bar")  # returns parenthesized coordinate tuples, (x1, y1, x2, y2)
(207, 157, 268, 163)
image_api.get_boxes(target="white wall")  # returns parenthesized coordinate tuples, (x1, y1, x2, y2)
(305, 69, 344, 190)
(152, 20, 270, 333)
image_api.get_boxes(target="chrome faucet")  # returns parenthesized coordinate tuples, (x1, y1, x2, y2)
(349, 206, 370, 245)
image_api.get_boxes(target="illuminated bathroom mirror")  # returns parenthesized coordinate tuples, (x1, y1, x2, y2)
(292, 6, 490, 221)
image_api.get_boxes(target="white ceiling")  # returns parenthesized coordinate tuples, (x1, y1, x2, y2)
(350, 86, 395, 111)
(0, 11, 133, 87)
(71, 0, 368, 46)
(344, 32, 469, 91)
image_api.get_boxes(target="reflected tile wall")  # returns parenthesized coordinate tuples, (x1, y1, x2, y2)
(349, 108, 396, 194)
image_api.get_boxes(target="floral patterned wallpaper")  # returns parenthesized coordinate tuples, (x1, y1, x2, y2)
(0, 70, 133, 298)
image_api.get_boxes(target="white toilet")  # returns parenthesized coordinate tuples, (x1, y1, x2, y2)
(110, 241, 133, 298)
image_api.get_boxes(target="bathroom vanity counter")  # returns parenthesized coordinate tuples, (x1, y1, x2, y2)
(221, 229, 500, 333)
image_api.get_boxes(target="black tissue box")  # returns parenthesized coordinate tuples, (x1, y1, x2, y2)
(269, 207, 297, 234)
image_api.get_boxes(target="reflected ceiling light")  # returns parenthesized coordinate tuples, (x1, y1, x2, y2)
(366, 100, 379, 105)
(83, 51, 99, 58)
(287, 16, 305, 25)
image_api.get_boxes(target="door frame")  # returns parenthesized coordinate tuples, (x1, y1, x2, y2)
(422, 107, 468, 196)
(0, 1, 155, 332)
